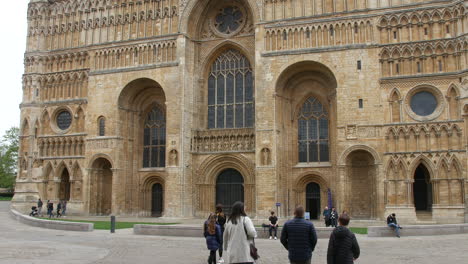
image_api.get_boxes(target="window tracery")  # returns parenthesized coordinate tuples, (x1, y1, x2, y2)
(143, 105, 166, 168)
(298, 97, 329, 163)
(208, 49, 254, 129)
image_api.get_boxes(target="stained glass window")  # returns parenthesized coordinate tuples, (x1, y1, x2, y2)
(208, 49, 254, 129)
(143, 105, 166, 168)
(215, 6, 243, 34)
(298, 97, 329, 162)
(57, 111, 72, 130)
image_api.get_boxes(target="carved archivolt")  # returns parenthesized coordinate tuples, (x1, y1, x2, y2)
(196, 154, 255, 184)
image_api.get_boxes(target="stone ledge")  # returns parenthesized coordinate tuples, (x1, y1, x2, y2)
(134, 225, 333, 239)
(10, 208, 94, 232)
(368, 224, 468, 237)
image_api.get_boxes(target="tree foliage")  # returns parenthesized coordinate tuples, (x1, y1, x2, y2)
(0, 127, 19, 189)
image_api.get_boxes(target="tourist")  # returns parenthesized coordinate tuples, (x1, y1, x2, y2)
(215, 204, 226, 264)
(280, 206, 318, 264)
(223, 201, 257, 264)
(37, 198, 43, 217)
(47, 201, 54, 218)
(327, 213, 360, 264)
(56, 201, 62, 218)
(387, 213, 402, 238)
(269, 211, 279, 240)
(323, 206, 331, 227)
(62, 200, 67, 216)
(204, 213, 222, 264)
(330, 208, 338, 228)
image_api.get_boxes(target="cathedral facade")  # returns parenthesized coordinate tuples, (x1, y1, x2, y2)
(13, 0, 468, 223)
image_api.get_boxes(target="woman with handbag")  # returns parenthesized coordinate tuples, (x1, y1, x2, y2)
(204, 213, 223, 264)
(223, 201, 258, 264)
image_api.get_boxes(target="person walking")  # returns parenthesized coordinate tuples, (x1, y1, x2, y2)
(37, 198, 43, 217)
(387, 213, 402, 238)
(215, 204, 226, 264)
(47, 201, 54, 218)
(223, 201, 257, 264)
(327, 213, 360, 264)
(329, 208, 338, 228)
(280, 206, 318, 264)
(62, 200, 67, 216)
(56, 202, 62, 218)
(205, 213, 223, 264)
(323, 206, 331, 227)
(269, 211, 279, 240)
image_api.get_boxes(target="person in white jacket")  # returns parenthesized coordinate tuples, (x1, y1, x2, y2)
(223, 201, 257, 264)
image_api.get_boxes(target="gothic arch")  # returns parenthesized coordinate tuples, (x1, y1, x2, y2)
(88, 153, 115, 169)
(141, 174, 166, 217)
(180, 0, 260, 36)
(201, 41, 254, 77)
(409, 155, 435, 178)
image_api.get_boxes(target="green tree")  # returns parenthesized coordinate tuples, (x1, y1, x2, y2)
(0, 127, 19, 189)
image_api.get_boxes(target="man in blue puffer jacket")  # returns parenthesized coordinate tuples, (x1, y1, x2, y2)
(280, 206, 318, 264)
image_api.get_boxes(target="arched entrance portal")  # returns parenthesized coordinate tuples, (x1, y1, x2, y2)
(216, 169, 244, 214)
(152, 183, 163, 217)
(413, 164, 432, 211)
(345, 150, 377, 219)
(58, 169, 71, 201)
(306, 182, 321, 220)
(90, 158, 113, 215)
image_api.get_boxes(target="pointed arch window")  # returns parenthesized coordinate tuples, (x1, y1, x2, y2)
(143, 105, 166, 168)
(298, 97, 329, 162)
(208, 49, 254, 129)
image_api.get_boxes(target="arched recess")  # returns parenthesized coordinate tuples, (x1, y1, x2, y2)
(294, 173, 330, 220)
(118, 78, 167, 169)
(71, 162, 83, 201)
(89, 157, 113, 215)
(57, 166, 71, 201)
(389, 89, 402, 123)
(41, 162, 54, 199)
(447, 85, 460, 120)
(275, 61, 338, 165)
(141, 175, 165, 217)
(196, 154, 255, 217)
(180, 0, 260, 36)
(341, 148, 379, 219)
(216, 169, 244, 214)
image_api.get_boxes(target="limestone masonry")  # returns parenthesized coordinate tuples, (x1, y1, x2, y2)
(13, 0, 468, 223)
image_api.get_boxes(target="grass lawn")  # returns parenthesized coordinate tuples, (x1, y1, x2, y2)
(0, 197, 12, 201)
(349, 227, 368, 235)
(40, 218, 179, 230)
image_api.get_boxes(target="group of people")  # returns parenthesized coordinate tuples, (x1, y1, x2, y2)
(203, 202, 360, 264)
(32, 198, 67, 218)
(322, 206, 339, 227)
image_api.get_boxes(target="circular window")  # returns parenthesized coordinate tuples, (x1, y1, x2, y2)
(215, 6, 243, 34)
(56, 110, 72, 130)
(404, 85, 444, 122)
(410, 91, 438, 116)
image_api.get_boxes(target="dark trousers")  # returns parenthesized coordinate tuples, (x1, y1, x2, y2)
(269, 225, 277, 237)
(208, 250, 216, 264)
(290, 259, 311, 264)
(330, 218, 337, 227)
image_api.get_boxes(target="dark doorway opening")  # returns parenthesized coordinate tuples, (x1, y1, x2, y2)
(59, 169, 70, 201)
(152, 183, 163, 217)
(306, 182, 321, 220)
(413, 164, 432, 211)
(216, 169, 244, 215)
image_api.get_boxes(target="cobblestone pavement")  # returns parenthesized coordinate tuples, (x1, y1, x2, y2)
(1, 202, 468, 264)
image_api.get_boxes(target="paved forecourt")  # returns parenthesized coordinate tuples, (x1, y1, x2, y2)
(1, 201, 468, 264)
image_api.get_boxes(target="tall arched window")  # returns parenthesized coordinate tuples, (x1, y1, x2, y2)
(98, 117, 106, 136)
(143, 105, 166, 168)
(298, 97, 329, 162)
(208, 49, 254, 129)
